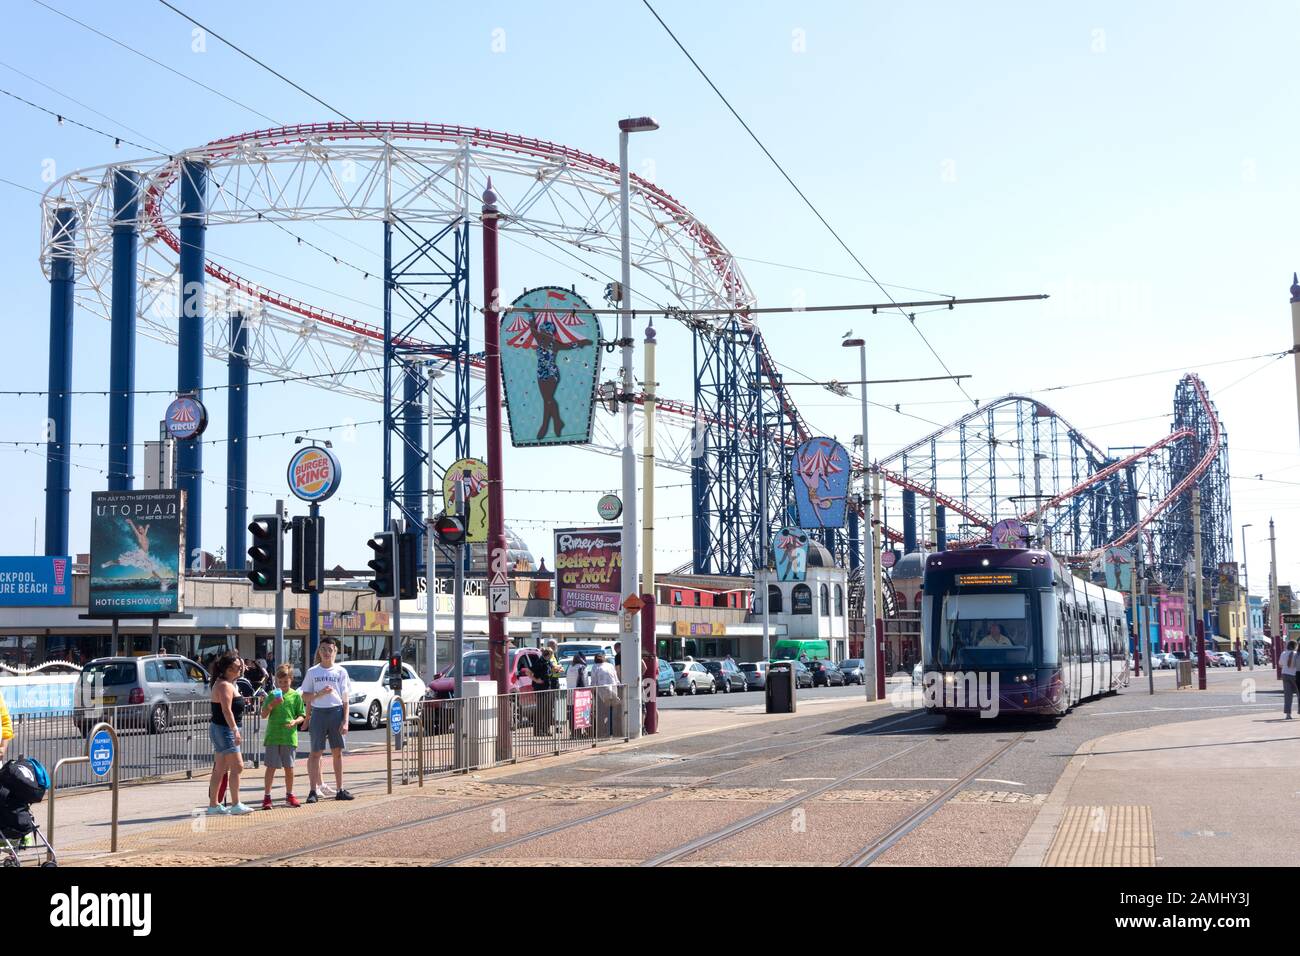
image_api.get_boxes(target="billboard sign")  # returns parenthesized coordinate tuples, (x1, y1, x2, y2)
(554, 527, 622, 616)
(443, 458, 489, 543)
(772, 527, 810, 582)
(500, 287, 602, 447)
(1102, 545, 1133, 592)
(287, 445, 342, 503)
(0, 556, 72, 607)
(89, 490, 184, 617)
(1217, 562, 1239, 602)
(792, 437, 849, 529)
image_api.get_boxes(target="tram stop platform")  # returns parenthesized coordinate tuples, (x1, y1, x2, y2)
(1014, 711, 1300, 867)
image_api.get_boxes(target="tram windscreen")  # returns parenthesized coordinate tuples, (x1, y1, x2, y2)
(938, 591, 1033, 668)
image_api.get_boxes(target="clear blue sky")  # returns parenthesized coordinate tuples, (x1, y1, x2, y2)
(1, 0, 1297, 592)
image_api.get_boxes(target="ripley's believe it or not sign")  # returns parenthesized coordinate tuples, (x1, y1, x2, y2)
(287, 446, 342, 503)
(89, 490, 185, 616)
(792, 437, 849, 529)
(500, 287, 602, 447)
(554, 527, 622, 616)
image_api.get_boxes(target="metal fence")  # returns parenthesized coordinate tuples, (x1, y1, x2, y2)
(399, 685, 629, 783)
(8, 699, 264, 791)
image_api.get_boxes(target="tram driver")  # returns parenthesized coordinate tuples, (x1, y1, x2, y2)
(977, 622, 1015, 648)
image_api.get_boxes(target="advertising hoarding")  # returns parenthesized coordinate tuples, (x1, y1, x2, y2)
(89, 490, 184, 617)
(0, 556, 72, 607)
(554, 527, 622, 616)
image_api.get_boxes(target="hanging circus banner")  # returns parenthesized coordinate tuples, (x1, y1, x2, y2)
(991, 518, 1030, 549)
(1102, 545, 1133, 592)
(443, 458, 489, 543)
(500, 287, 602, 447)
(772, 527, 810, 582)
(791, 437, 849, 529)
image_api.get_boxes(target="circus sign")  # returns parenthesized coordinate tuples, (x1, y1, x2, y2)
(443, 458, 489, 544)
(991, 518, 1030, 549)
(500, 287, 602, 447)
(164, 395, 208, 441)
(791, 438, 849, 529)
(1102, 545, 1133, 591)
(286, 446, 341, 503)
(772, 527, 810, 582)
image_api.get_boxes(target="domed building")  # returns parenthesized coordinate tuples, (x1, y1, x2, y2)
(754, 540, 850, 661)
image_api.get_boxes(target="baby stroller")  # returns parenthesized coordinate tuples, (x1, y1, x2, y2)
(0, 756, 57, 867)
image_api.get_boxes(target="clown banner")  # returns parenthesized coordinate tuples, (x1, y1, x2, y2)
(792, 437, 849, 529)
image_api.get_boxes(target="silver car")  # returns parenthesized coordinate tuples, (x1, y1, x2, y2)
(74, 655, 211, 734)
(671, 661, 716, 695)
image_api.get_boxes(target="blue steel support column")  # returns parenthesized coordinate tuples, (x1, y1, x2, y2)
(44, 207, 77, 557)
(402, 367, 423, 532)
(177, 161, 208, 560)
(936, 504, 947, 551)
(225, 315, 249, 570)
(107, 169, 140, 490)
(848, 505, 860, 570)
(902, 489, 917, 553)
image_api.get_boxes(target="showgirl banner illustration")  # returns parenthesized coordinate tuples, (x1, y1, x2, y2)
(792, 437, 849, 529)
(772, 528, 810, 582)
(1102, 545, 1133, 592)
(500, 286, 601, 447)
(443, 458, 489, 543)
(89, 490, 185, 616)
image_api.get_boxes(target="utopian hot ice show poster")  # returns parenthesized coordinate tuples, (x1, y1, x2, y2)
(89, 489, 185, 616)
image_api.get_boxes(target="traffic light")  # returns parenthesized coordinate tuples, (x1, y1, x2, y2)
(247, 514, 282, 591)
(291, 515, 325, 594)
(433, 512, 467, 546)
(397, 531, 419, 601)
(367, 531, 397, 599)
(387, 654, 404, 691)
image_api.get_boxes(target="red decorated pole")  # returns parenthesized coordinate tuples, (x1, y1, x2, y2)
(482, 182, 512, 758)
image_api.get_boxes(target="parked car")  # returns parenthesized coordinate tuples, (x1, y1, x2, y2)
(699, 659, 747, 693)
(426, 647, 546, 699)
(808, 659, 844, 687)
(656, 658, 675, 697)
(740, 661, 768, 690)
(74, 655, 211, 735)
(791, 660, 814, 689)
(671, 660, 716, 695)
(342, 659, 427, 729)
(840, 659, 866, 685)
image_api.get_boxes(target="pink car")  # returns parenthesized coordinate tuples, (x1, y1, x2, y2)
(426, 647, 546, 699)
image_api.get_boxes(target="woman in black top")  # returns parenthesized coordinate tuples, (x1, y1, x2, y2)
(206, 653, 253, 815)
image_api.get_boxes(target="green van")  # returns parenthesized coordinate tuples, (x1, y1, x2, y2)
(772, 639, 830, 662)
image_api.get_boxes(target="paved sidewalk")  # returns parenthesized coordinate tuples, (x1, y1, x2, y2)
(43, 695, 876, 864)
(1013, 711, 1300, 866)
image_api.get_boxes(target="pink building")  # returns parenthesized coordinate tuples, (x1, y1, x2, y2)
(1158, 592, 1188, 652)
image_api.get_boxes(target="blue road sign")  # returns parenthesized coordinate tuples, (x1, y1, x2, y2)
(89, 729, 114, 777)
(389, 697, 404, 736)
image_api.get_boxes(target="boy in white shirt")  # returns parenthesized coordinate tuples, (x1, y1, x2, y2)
(301, 639, 354, 801)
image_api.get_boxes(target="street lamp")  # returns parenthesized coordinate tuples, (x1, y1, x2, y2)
(618, 115, 658, 739)
(842, 338, 880, 701)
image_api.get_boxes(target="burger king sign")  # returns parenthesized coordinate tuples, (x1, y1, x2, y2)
(287, 446, 341, 503)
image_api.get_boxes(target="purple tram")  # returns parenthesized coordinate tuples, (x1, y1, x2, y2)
(919, 547, 1129, 717)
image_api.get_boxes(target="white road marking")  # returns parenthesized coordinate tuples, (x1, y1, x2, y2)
(780, 777, 836, 782)
(974, 778, 1025, 787)
(1086, 703, 1273, 716)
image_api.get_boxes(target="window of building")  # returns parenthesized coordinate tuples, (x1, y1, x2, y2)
(0, 636, 38, 668)
(768, 585, 783, 614)
(792, 584, 812, 615)
(820, 584, 830, 617)
(836, 585, 845, 618)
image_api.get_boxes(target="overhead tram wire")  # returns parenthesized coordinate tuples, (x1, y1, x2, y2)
(639, 0, 981, 408)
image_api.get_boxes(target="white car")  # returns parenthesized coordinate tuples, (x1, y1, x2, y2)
(342, 659, 427, 729)
(671, 661, 716, 695)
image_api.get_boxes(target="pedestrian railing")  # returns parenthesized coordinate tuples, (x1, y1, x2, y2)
(398, 684, 629, 784)
(8, 698, 263, 792)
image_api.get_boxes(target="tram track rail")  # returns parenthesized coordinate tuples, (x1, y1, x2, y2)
(841, 732, 1027, 867)
(240, 706, 923, 867)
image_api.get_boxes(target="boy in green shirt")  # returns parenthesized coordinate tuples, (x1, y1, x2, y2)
(261, 664, 306, 809)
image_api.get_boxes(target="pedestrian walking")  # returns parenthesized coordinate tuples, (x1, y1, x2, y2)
(591, 652, 620, 736)
(260, 664, 306, 809)
(207, 652, 253, 815)
(300, 638, 353, 802)
(1282, 641, 1298, 720)
(530, 647, 561, 736)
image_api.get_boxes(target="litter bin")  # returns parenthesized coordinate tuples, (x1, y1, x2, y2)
(766, 661, 796, 714)
(1176, 661, 1193, 688)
